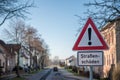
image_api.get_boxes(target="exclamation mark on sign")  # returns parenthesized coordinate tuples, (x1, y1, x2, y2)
(88, 27, 92, 45)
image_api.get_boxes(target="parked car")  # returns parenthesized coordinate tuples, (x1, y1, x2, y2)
(53, 67, 58, 71)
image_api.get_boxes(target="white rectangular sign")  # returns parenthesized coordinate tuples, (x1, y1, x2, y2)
(77, 51, 103, 66)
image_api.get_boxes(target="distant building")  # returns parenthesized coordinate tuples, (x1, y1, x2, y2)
(65, 55, 77, 67)
(59, 59, 65, 67)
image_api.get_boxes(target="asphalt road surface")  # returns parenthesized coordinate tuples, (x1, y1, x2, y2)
(46, 67, 80, 80)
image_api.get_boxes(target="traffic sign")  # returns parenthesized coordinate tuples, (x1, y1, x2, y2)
(77, 51, 103, 66)
(73, 17, 108, 51)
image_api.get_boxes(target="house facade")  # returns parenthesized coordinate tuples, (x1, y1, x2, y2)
(0, 40, 22, 74)
(19, 46, 30, 68)
(6, 44, 21, 72)
(65, 55, 77, 67)
(98, 20, 120, 77)
(0, 43, 6, 73)
(0, 40, 14, 73)
(0, 37, 50, 76)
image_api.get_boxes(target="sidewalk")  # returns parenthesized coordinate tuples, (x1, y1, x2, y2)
(0, 72, 31, 80)
(59, 68, 97, 80)
(0, 73, 16, 80)
(0, 69, 50, 80)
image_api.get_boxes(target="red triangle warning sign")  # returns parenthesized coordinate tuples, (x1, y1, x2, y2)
(73, 17, 109, 51)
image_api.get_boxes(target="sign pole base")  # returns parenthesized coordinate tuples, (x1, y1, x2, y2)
(89, 66, 93, 80)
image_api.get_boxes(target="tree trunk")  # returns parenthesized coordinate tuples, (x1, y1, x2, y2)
(41, 58, 44, 69)
(5, 57, 8, 74)
(16, 51, 20, 77)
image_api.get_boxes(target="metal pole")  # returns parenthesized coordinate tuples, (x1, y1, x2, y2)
(89, 66, 93, 80)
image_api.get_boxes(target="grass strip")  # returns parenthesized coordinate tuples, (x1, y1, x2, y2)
(10, 77, 26, 80)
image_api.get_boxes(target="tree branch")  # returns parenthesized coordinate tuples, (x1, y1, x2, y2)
(0, 12, 10, 26)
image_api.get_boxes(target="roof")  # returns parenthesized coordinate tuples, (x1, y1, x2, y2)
(0, 40, 6, 47)
(101, 16, 120, 31)
(100, 22, 114, 32)
(66, 55, 75, 60)
(3, 44, 21, 56)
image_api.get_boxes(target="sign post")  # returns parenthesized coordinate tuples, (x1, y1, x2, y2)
(77, 51, 103, 80)
(90, 66, 93, 80)
(72, 17, 108, 80)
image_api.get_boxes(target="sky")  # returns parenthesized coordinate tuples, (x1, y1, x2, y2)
(0, 0, 92, 60)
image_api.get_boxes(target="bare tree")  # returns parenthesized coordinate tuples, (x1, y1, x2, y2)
(3, 20, 28, 77)
(3, 20, 38, 77)
(53, 56, 59, 66)
(24, 26, 39, 68)
(3, 20, 50, 73)
(24, 26, 38, 45)
(32, 38, 50, 69)
(0, 0, 33, 26)
(79, 0, 120, 28)
(4, 20, 26, 44)
(4, 20, 38, 45)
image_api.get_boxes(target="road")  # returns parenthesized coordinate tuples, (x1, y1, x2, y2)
(0, 68, 51, 80)
(46, 67, 89, 80)
(0, 67, 90, 80)
(26, 68, 51, 80)
(46, 70, 64, 80)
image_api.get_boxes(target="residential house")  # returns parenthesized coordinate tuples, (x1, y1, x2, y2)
(6, 44, 21, 73)
(19, 39, 46, 70)
(0, 37, 48, 74)
(65, 55, 77, 67)
(93, 19, 120, 77)
(0, 40, 6, 73)
(0, 40, 21, 74)
(19, 46, 30, 68)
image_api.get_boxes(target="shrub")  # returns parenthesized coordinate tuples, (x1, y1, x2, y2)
(84, 71, 89, 77)
(72, 66, 78, 73)
(69, 66, 72, 69)
(12, 66, 23, 71)
(100, 78, 108, 80)
(112, 64, 120, 80)
(93, 71, 100, 79)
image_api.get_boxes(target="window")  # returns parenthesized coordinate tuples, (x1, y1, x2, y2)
(107, 55, 108, 65)
(111, 31, 114, 44)
(109, 33, 110, 45)
(3, 62, 4, 67)
(112, 54, 114, 64)
(106, 33, 110, 45)
(0, 59, 1, 66)
(109, 55, 110, 65)
(8, 60, 9, 66)
(107, 55, 110, 65)
(107, 33, 110, 45)
(104, 56, 106, 65)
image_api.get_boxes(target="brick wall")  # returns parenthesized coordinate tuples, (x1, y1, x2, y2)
(116, 21, 120, 63)
(100, 22, 117, 77)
